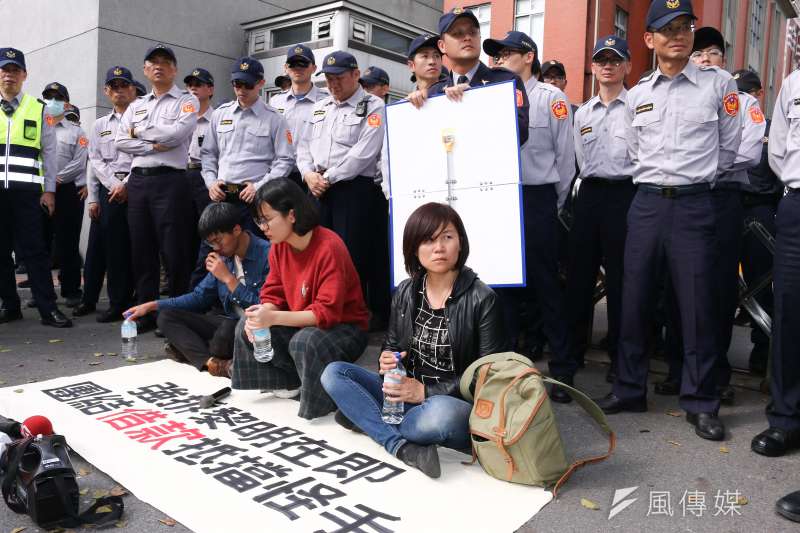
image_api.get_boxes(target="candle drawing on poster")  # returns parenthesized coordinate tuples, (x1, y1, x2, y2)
(385, 80, 525, 287)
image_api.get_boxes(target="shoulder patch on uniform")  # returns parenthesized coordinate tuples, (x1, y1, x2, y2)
(45, 115, 55, 126)
(286, 130, 293, 145)
(78, 136, 88, 147)
(551, 99, 569, 120)
(219, 119, 233, 125)
(580, 126, 592, 136)
(515, 89, 523, 108)
(749, 106, 765, 124)
(635, 103, 654, 115)
(723, 92, 739, 117)
(135, 109, 147, 115)
(367, 113, 381, 128)
(182, 102, 196, 113)
(99, 130, 112, 137)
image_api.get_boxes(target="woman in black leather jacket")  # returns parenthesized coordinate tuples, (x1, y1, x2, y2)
(321, 202, 505, 478)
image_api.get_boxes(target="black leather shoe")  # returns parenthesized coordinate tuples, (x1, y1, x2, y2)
(751, 427, 800, 457)
(41, 309, 73, 328)
(396, 443, 440, 479)
(595, 393, 647, 414)
(776, 490, 800, 523)
(334, 410, 364, 434)
(718, 385, 735, 405)
(64, 296, 82, 308)
(25, 298, 37, 309)
(72, 302, 96, 317)
(654, 379, 680, 396)
(549, 376, 573, 404)
(0, 308, 22, 323)
(96, 308, 124, 323)
(154, 328, 165, 338)
(686, 412, 725, 441)
(605, 368, 617, 384)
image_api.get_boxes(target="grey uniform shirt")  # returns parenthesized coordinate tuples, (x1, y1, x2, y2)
(720, 91, 765, 184)
(115, 85, 199, 170)
(200, 99, 295, 188)
(574, 89, 634, 180)
(768, 68, 800, 188)
(4, 93, 58, 192)
(520, 77, 575, 207)
(625, 61, 742, 186)
(270, 85, 329, 148)
(88, 111, 133, 203)
(54, 119, 88, 187)
(188, 105, 214, 164)
(296, 86, 385, 184)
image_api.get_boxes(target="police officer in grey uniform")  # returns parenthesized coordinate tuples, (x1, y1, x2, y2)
(596, 0, 741, 442)
(750, 66, 800, 459)
(567, 36, 636, 394)
(657, 27, 765, 404)
(296, 51, 388, 323)
(116, 44, 200, 332)
(75, 65, 136, 322)
(360, 66, 391, 101)
(201, 56, 294, 236)
(41, 81, 88, 308)
(484, 30, 575, 401)
(269, 44, 328, 188)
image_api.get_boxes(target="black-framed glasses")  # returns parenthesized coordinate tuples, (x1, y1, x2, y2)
(232, 80, 255, 90)
(107, 81, 132, 91)
(492, 49, 523, 63)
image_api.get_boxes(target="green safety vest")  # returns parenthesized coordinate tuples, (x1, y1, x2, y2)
(0, 93, 45, 192)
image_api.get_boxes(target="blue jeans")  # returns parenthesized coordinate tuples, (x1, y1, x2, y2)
(321, 362, 472, 456)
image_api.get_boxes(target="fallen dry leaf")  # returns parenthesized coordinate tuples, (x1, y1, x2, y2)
(88, 362, 103, 366)
(16, 363, 23, 367)
(27, 379, 36, 383)
(115, 521, 127, 528)
(110, 486, 128, 497)
(107, 352, 118, 357)
(96, 505, 113, 513)
(79, 488, 89, 496)
(11, 527, 27, 533)
(93, 489, 109, 499)
(48, 339, 63, 344)
(737, 496, 749, 506)
(46, 358, 55, 362)
(13, 389, 23, 394)
(93, 352, 104, 357)
(667, 440, 682, 447)
(125, 356, 137, 363)
(159, 518, 177, 527)
(665, 410, 682, 417)
(580, 498, 600, 510)
(0, 348, 12, 353)
(77, 468, 92, 477)
(719, 447, 730, 454)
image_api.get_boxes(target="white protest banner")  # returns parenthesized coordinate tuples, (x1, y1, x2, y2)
(385, 80, 525, 288)
(0, 361, 552, 532)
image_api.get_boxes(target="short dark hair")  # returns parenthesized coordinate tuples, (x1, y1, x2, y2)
(197, 202, 241, 238)
(253, 178, 319, 236)
(402, 202, 469, 278)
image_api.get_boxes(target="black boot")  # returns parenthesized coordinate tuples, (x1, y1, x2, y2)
(396, 443, 440, 478)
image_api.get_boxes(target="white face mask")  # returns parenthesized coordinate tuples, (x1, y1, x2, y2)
(44, 98, 65, 116)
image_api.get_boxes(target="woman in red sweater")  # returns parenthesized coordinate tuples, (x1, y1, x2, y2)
(231, 178, 370, 420)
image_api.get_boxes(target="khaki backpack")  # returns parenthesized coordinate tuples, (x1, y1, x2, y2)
(459, 352, 615, 495)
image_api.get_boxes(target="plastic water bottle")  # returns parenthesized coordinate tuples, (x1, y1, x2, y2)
(253, 328, 274, 363)
(121, 317, 138, 359)
(382, 352, 405, 424)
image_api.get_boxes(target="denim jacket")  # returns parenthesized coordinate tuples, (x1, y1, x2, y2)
(158, 232, 270, 318)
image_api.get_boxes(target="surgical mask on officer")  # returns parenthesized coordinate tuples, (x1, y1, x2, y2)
(44, 99, 65, 116)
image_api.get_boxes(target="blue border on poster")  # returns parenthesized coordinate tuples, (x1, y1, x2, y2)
(384, 79, 527, 289)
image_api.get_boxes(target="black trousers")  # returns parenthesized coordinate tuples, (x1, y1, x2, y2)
(156, 308, 236, 370)
(0, 188, 58, 316)
(187, 168, 211, 220)
(190, 199, 265, 288)
(614, 189, 720, 414)
(566, 178, 636, 373)
(766, 191, 800, 431)
(82, 185, 133, 309)
(741, 198, 776, 350)
(127, 169, 196, 303)
(499, 184, 571, 377)
(51, 182, 83, 298)
(662, 188, 744, 388)
(320, 177, 389, 318)
(366, 186, 391, 323)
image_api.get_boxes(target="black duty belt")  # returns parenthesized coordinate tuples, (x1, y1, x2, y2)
(131, 166, 182, 176)
(788, 187, 800, 195)
(583, 176, 633, 185)
(713, 181, 742, 192)
(187, 162, 202, 170)
(639, 183, 711, 198)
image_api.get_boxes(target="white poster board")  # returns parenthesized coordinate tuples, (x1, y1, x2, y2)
(385, 80, 525, 287)
(0, 361, 552, 532)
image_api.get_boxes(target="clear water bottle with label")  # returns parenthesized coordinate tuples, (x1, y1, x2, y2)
(253, 328, 274, 363)
(382, 352, 405, 424)
(121, 317, 138, 359)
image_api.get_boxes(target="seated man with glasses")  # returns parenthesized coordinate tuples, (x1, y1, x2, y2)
(124, 202, 270, 376)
